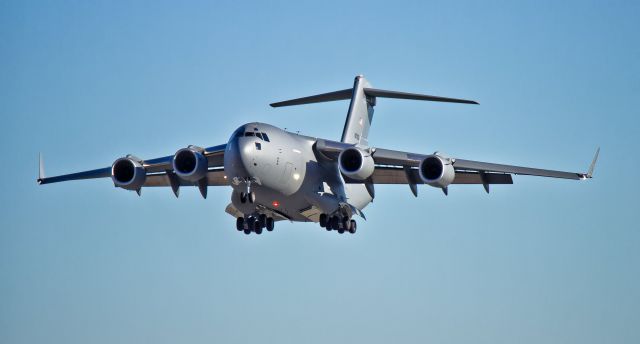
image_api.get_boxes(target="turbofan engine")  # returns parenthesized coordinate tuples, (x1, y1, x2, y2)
(419, 154, 455, 188)
(338, 147, 375, 180)
(111, 156, 146, 190)
(172, 146, 208, 182)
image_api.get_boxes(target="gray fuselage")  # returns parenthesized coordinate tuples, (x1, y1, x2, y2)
(223, 122, 372, 222)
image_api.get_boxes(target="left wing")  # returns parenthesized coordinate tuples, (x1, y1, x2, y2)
(370, 146, 598, 180)
(37, 144, 227, 198)
(314, 139, 598, 194)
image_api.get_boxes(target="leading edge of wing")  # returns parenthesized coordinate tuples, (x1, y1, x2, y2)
(453, 147, 599, 180)
(453, 159, 583, 180)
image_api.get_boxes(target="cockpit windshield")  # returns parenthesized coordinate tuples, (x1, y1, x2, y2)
(237, 131, 270, 142)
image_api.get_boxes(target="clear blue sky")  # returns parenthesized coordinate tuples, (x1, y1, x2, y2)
(1, 1, 639, 343)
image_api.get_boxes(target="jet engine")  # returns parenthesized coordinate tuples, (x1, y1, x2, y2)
(172, 146, 208, 182)
(339, 147, 375, 180)
(111, 156, 146, 190)
(419, 154, 455, 188)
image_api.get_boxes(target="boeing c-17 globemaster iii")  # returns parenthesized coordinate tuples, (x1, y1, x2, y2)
(37, 76, 599, 235)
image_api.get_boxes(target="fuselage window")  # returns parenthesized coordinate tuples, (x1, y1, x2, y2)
(262, 133, 270, 142)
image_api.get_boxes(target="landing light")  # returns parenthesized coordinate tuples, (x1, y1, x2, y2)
(293, 173, 300, 180)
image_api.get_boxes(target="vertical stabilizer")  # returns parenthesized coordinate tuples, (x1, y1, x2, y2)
(341, 76, 374, 145)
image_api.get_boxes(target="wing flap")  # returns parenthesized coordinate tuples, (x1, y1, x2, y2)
(144, 169, 228, 187)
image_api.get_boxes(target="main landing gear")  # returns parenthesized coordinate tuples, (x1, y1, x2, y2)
(319, 213, 357, 234)
(237, 215, 274, 235)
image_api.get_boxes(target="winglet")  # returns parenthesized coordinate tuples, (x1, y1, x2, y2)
(37, 153, 45, 184)
(582, 147, 600, 179)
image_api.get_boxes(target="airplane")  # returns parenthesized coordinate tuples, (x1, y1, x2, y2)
(37, 75, 599, 235)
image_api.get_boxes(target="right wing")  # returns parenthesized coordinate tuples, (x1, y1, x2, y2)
(38, 144, 228, 198)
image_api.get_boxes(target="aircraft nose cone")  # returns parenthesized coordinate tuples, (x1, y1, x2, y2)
(237, 139, 257, 177)
(224, 137, 253, 179)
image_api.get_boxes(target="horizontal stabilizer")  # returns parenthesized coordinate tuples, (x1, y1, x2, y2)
(363, 88, 478, 105)
(270, 88, 352, 107)
(270, 79, 478, 108)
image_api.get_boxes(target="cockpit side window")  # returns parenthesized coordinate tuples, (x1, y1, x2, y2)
(244, 132, 255, 137)
(262, 133, 270, 142)
(256, 133, 264, 140)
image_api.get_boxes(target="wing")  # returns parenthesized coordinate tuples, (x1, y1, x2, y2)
(37, 144, 228, 198)
(314, 139, 598, 194)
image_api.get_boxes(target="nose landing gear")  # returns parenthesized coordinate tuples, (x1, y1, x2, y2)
(239, 180, 256, 204)
(239, 191, 256, 204)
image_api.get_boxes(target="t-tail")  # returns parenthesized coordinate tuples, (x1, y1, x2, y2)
(270, 75, 478, 145)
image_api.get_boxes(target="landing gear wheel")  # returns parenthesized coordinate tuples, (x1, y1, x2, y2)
(249, 191, 256, 203)
(266, 217, 274, 231)
(252, 220, 261, 232)
(319, 214, 327, 228)
(236, 217, 244, 231)
(342, 218, 351, 231)
(243, 229, 251, 235)
(240, 192, 247, 204)
(258, 214, 267, 228)
(330, 216, 339, 231)
(349, 220, 357, 234)
(246, 216, 255, 231)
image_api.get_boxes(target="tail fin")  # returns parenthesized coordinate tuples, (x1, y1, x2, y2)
(342, 76, 374, 145)
(270, 75, 478, 145)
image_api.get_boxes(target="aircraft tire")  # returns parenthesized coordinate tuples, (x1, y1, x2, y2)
(319, 214, 327, 228)
(342, 218, 351, 231)
(236, 217, 244, 231)
(349, 220, 357, 234)
(266, 217, 274, 231)
(330, 216, 339, 230)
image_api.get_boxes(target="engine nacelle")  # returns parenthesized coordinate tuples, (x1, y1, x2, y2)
(338, 147, 375, 181)
(419, 154, 455, 188)
(172, 146, 208, 182)
(111, 157, 146, 190)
